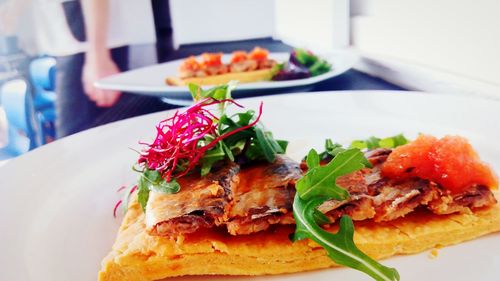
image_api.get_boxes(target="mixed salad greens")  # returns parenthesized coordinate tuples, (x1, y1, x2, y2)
(121, 82, 409, 281)
(273, 48, 332, 81)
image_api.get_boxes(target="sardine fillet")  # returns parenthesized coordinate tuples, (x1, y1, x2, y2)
(98, 195, 500, 281)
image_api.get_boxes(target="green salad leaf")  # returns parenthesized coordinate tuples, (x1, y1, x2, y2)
(189, 82, 235, 102)
(294, 48, 332, 76)
(292, 148, 400, 281)
(254, 127, 285, 162)
(350, 134, 408, 150)
(137, 168, 180, 210)
(188, 83, 288, 175)
(295, 148, 366, 201)
(293, 197, 400, 281)
(318, 138, 346, 159)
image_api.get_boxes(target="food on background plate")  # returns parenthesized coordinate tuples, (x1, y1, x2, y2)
(165, 47, 332, 86)
(166, 47, 278, 86)
(99, 84, 500, 281)
(272, 48, 332, 81)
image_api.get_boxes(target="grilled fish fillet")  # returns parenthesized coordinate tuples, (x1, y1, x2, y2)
(147, 150, 497, 237)
(146, 162, 240, 235)
(146, 156, 302, 236)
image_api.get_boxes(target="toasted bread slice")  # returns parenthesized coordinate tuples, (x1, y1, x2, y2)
(166, 68, 275, 86)
(99, 195, 500, 281)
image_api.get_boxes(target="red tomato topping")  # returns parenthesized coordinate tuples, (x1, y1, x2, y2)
(382, 135, 498, 194)
(231, 51, 248, 63)
(248, 47, 269, 61)
(179, 56, 201, 71)
(200, 53, 223, 67)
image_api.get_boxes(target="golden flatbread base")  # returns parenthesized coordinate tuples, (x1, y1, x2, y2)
(99, 196, 500, 281)
(165, 68, 275, 86)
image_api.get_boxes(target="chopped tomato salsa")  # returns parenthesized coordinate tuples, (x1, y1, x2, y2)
(179, 56, 201, 71)
(382, 135, 498, 194)
(231, 51, 248, 63)
(200, 53, 223, 67)
(248, 47, 269, 61)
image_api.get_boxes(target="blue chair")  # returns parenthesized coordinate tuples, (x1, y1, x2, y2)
(0, 79, 40, 159)
(29, 56, 57, 143)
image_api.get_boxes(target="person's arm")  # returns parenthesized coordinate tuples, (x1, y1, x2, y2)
(81, 0, 121, 107)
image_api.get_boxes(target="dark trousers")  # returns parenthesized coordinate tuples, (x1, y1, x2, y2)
(55, 46, 172, 138)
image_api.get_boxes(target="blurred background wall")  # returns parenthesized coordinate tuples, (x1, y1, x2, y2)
(170, 0, 275, 47)
(352, 0, 500, 87)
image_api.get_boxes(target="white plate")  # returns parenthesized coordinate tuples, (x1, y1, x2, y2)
(1, 91, 499, 281)
(95, 49, 358, 103)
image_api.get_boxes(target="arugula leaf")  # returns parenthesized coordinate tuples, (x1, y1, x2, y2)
(137, 175, 150, 211)
(188, 81, 237, 115)
(293, 48, 332, 76)
(220, 141, 234, 162)
(320, 134, 408, 171)
(216, 109, 287, 163)
(308, 58, 332, 76)
(293, 147, 400, 281)
(136, 168, 181, 210)
(319, 139, 346, 159)
(293, 196, 400, 281)
(188, 83, 200, 99)
(219, 111, 255, 142)
(188, 83, 289, 171)
(277, 140, 289, 152)
(254, 127, 285, 162)
(236, 111, 254, 126)
(349, 140, 367, 150)
(153, 179, 180, 194)
(295, 149, 366, 201)
(255, 127, 277, 162)
(313, 208, 331, 225)
(349, 134, 408, 150)
(244, 142, 263, 161)
(295, 48, 316, 66)
(143, 168, 161, 183)
(271, 62, 284, 74)
(200, 142, 226, 176)
(365, 137, 381, 150)
(188, 82, 235, 101)
(381, 134, 408, 148)
(306, 149, 320, 169)
(229, 139, 246, 155)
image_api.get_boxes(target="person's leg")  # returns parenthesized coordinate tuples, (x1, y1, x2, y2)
(91, 46, 175, 127)
(55, 53, 103, 138)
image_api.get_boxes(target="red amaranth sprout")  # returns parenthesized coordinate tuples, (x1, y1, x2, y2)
(137, 98, 263, 182)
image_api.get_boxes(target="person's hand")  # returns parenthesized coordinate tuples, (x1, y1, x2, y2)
(82, 51, 122, 107)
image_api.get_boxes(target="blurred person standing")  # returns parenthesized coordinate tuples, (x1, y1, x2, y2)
(31, 0, 171, 137)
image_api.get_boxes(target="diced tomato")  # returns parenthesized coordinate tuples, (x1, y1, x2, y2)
(200, 53, 223, 67)
(248, 47, 269, 61)
(382, 135, 498, 194)
(179, 56, 201, 71)
(231, 51, 248, 63)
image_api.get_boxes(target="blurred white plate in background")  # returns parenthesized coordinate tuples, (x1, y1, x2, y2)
(95, 49, 358, 103)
